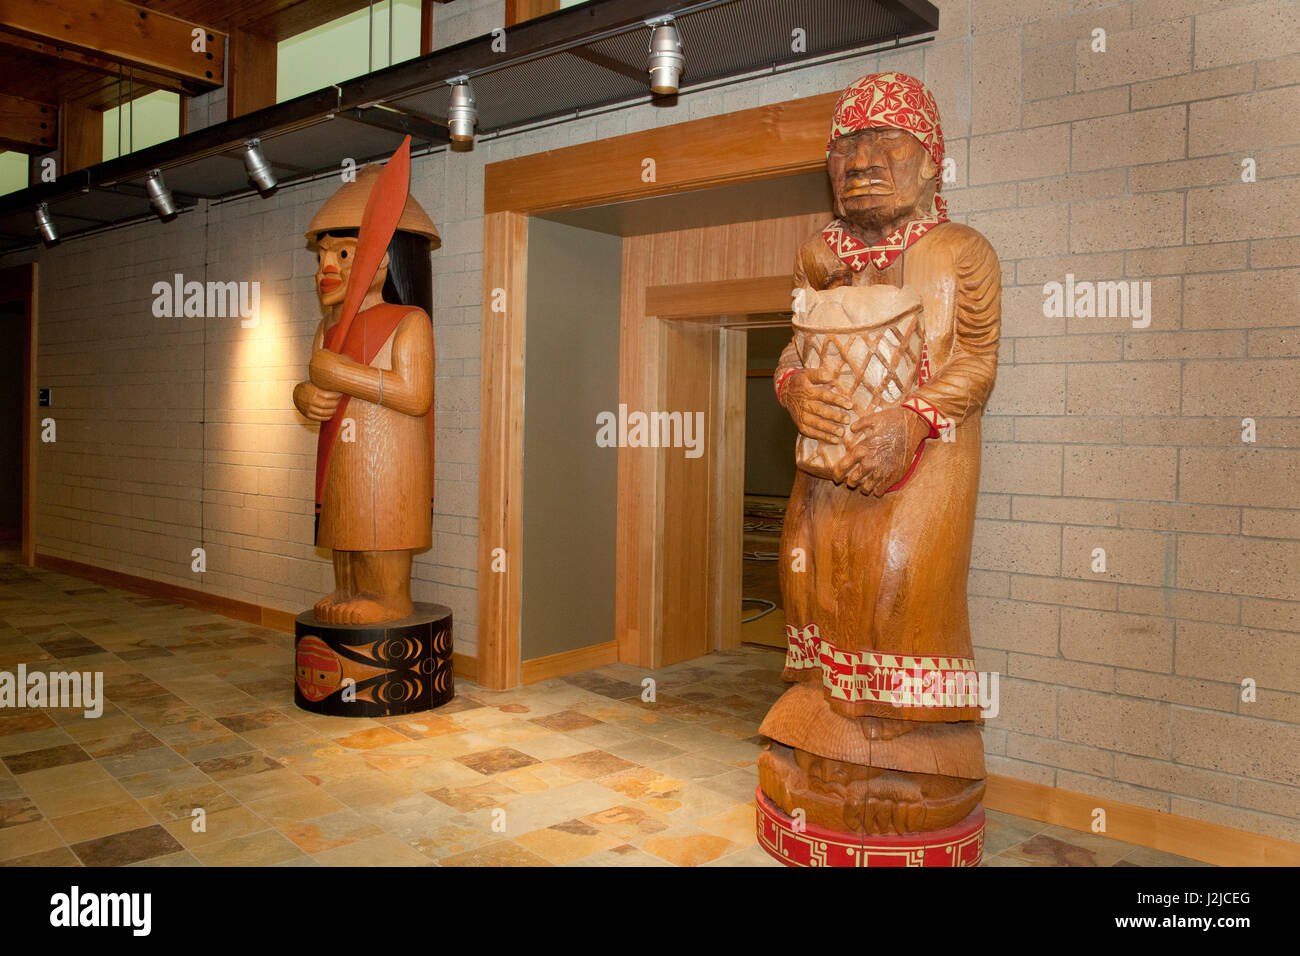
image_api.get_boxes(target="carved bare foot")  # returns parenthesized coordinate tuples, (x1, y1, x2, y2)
(314, 590, 350, 623)
(330, 594, 412, 625)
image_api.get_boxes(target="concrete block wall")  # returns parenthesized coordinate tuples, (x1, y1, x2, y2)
(4, 0, 1298, 842)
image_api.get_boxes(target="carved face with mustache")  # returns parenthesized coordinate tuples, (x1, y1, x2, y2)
(828, 127, 938, 242)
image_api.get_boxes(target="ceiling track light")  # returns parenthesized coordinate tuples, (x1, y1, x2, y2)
(243, 138, 277, 193)
(447, 79, 477, 144)
(145, 169, 176, 219)
(34, 202, 57, 244)
(646, 18, 684, 96)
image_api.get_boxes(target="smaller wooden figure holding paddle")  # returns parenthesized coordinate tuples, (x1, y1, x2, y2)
(292, 137, 440, 624)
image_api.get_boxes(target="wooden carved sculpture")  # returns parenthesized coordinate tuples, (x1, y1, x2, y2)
(756, 73, 1000, 866)
(292, 137, 439, 626)
(290, 137, 454, 718)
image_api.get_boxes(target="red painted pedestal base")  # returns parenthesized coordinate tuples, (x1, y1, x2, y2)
(755, 786, 984, 867)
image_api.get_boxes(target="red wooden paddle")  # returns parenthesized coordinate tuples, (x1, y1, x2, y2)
(324, 135, 412, 353)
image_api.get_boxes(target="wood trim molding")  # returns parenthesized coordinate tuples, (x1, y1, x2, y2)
(645, 275, 794, 320)
(475, 211, 528, 690)
(35, 552, 300, 631)
(483, 92, 839, 215)
(521, 641, 618, 684)
(985, 774, 1300, 867)
(32, 553, 477, 679)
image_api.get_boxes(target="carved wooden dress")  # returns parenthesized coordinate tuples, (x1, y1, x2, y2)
(315, 304, 434, 553)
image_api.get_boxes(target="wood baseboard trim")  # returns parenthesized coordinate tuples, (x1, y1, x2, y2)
(521, 641, 619, 684)
(985, 773, 1300, 867)
(34, 552, 479, 681)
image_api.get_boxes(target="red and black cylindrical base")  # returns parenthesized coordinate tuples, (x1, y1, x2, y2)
(294, 604, 454, 717)
(755, 786, 984, 867)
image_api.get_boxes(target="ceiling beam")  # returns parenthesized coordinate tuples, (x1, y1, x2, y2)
(0, 0, 227, 91)
(0, 33, 205, 100)
(0, 91, 56, 152)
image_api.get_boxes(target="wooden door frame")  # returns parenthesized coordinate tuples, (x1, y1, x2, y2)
(0, 262, 38, 567)
(477, 92, 836, 689)
(645, 297, 794, 663)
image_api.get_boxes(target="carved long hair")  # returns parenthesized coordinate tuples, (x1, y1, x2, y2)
(323, 228, 433, 317)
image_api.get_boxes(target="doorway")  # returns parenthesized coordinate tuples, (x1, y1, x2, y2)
(0, 303, 21, 542)
(477, 90, 843, 687)
(0, 263, 36, 566)
(740, 325, 798, 650)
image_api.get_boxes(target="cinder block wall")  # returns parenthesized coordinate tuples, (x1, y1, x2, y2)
(3, 0, 1296, 842)
(930, 0, 1299, 843)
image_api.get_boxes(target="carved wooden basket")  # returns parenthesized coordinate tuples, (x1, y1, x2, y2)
(792, 284, 924, 480)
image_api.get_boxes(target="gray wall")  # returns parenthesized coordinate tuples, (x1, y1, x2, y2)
(520, 218, 621, 659)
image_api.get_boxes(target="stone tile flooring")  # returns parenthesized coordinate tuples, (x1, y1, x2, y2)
(0, 553, 1207, 867)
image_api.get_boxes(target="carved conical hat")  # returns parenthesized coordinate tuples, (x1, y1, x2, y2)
(305, 164, 440, 247)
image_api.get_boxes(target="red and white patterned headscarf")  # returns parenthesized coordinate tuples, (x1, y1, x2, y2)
(822, 72, 948, 271)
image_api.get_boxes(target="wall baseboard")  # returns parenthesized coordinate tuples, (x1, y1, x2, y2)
(521, 641, 619, 684)
(33, 553, 478, 681)
(985, 774, 1300, 867)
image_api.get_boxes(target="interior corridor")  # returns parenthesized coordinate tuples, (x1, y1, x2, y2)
(0, 550, 1203, 867)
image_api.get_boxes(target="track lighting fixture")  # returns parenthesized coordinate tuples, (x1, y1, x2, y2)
(243, 139, 277, 192)
(34, 202, 57, 243)
(145, 169, 176, 218)
(447, 79, 477, 144)
(647, 18, 684, 95)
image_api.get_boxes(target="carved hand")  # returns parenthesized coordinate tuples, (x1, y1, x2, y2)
(308, 348, 357, 393)
(835, 405, 928, 496)
(293, 381, 342, 422)
(781, 365, 854, 444)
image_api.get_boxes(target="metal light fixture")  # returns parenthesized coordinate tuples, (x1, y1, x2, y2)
(447, 79, 477, 144)
(243, 138, 277, 192)
(34, 202, 58, 244)
(145, 169, 176, 218)
(647, 18, 684, 95)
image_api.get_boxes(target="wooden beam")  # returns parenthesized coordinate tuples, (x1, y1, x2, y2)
(484, 92, 840, 215)
(0, 91, 55, 152)
(0, 33, 201, 99)
(0, 0, 226, 90)
(504, 0, 561, 29)
(226, 28, 277, 120)
(645, 275, 794, 319)
(476, 211, 528, 690)
(419, 0, 435, 56)
(57, 98, 102, 173)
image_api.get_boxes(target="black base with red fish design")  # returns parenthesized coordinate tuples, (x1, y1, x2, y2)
(293, 604, 454, 717)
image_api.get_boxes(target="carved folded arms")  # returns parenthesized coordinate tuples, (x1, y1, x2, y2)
(776, 226, 1001, 440)
(295, 312, 435, 421)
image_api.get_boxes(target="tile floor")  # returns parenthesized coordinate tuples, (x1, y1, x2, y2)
(0, 552, 1207, 867)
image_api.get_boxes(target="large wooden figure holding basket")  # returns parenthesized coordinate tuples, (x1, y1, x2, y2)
(756, 73, 1001, 866)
